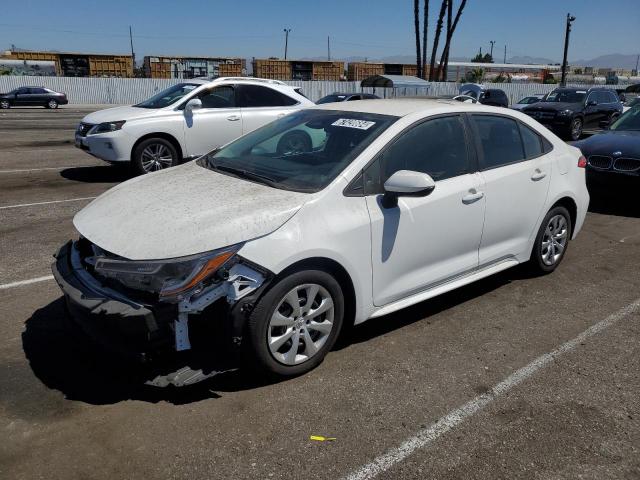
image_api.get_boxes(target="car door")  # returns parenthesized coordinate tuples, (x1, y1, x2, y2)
(470, 114, 552, 266)
(182, 84, 243, 157)
(237, 84, 300, 135)
(583, 91, 603, 129)
(29, 87, 47, 106)
(364, 114, 485, 306)
(14, 88, 30, 106)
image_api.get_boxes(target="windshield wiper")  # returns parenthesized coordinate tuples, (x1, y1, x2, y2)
(211, 164, 280, 188)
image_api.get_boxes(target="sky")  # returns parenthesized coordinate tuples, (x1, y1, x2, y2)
(1, 0, 639, 64)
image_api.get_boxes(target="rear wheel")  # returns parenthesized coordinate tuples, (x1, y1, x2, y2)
(528, 206, 572, 274)
(46, 99, 58, 109)
(0, 100, 9, 109)
(132, 138, 178, 175)
(245, 269, 344, 377)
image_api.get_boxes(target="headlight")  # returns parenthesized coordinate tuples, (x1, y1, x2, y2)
(558, 110, 573, 116)
(93, 245, 240, 300)
(89, 120, 126, 135)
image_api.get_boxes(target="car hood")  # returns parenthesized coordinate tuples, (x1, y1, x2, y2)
(574, 130, 640, 156)
(73, 161, 311, 260)
(523, 102, 579, 112)
(81, 105, 166, 124)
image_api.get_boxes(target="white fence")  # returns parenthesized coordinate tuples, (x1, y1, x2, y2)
(0, 75, 622, 106)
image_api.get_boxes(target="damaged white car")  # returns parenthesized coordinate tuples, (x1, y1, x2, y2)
(54, 100, 589, 378)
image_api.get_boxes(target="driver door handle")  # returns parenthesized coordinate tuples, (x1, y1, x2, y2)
(227, 115, 240, 121)
(531, 170, 547, 181)
(462, 190, 484, 204)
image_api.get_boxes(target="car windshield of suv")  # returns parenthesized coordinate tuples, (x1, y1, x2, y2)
(200, 109, 397, 193)
(317, 94, 347, 104)
(545, 90, 586, 103)
(135, 83, 200, 108)
(610, 106, 640, 131)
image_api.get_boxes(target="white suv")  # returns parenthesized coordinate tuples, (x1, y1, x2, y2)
(75, 77, 313, 174)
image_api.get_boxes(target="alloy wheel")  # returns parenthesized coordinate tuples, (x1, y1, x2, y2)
(541, 214, 568, 266)
(140, 143, 174, 172)
(48, 100, 58, 109)
(571, 119, 582, 140)
(0, 100, 9, 109)
(267, 283, 335, 365)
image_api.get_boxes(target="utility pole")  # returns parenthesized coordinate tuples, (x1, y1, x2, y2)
(560, 13, 576, 87)
(327, 36, 331, 61)
(635, 54, 639, 75)
(503, 45, 507, 64)
(489, 40, 495, 61)
(129, 26, 135, 69)
(283, 28, 291, 60)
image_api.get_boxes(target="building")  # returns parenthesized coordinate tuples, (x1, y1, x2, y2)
(2, 50, 133, 77)
(143, 56, 246, 79)
(252, 59, 344, 81)
(347, 62, 418, 81)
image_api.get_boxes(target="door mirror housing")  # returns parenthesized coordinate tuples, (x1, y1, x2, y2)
(184, 98, 202, 113)
(382, 170, 436, 208)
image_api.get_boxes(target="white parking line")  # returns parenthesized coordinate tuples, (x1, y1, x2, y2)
(0, 196, 96, 210)
(0, 166, 94, 174)
(343, 297, 640, 480)
(0, 275, 54, 290)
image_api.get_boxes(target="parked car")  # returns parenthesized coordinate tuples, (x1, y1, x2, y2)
(74, 77, 314, 174)
(0, 86, 68, 109)
(53, 99, 589, 378)
(522, 87, 623, 141)
(574, 104, 640, 179)
(510, 94, 546, 111)
(316, 92, 380, 104)
(456, 84, 509, 107)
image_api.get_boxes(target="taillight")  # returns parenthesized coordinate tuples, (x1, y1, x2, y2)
(577, 155, 587, 168)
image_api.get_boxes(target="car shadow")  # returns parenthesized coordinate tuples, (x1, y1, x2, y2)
(587, 174, 640, 218)
(23, 265, 534, 405)
(60, 165, 131, 183)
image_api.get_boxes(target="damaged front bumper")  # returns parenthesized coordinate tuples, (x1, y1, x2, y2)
(52, 240, 272, 365)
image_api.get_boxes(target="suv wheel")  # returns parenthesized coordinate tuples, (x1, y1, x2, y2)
(276, 130, 312, 155)
(246, 269, 344, 377)
(0, 100, 9, 109)
(569, 117, 583, 141)
(529, 206, 572, 274)
(132, 138, 178, 175)
(46, 99, 58, 109)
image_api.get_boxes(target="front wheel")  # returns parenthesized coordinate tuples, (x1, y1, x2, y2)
(246, 269, 344, 377)
(528, 206, 572, 274)
(132, 138, 178, 175)
(568, 117, 583, 141)
(46, 99, 58, 109)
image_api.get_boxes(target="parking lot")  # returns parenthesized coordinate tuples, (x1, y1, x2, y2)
(1, 106, 639, 479)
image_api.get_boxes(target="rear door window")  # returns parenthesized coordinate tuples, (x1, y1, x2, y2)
(471, 115, 526, 169)
(519, 123, 543, 159)
(238, 85, 298, 107)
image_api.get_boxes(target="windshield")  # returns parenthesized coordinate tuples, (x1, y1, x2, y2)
(199, 109, 397, 193)
(317, 94, 347, 104)
(610, 106, 640, 131)
(518, 96, 540, 104)
(135, 83, 200, 108)
(460, 90, 478, 99)
(545, 90, 586, 103)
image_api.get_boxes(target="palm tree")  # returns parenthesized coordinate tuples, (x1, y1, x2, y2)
(428, 0, 447, 81)
(414, 0, 422, 79)
(421, 0, 429, 79)
(437, 0, 468, 81)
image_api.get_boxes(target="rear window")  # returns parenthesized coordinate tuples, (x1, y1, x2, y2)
(238, 85, 298, 107)
(472, 115, 525, 169)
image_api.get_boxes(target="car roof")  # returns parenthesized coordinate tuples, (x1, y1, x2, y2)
(312, 98, 503, 117)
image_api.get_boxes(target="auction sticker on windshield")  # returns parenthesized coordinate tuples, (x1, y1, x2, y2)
(331, 118, 376, 130)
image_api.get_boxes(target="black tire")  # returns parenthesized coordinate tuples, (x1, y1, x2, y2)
(528, 206, 572, 274)
(0, 99, 10, 109)
(567, 117, 583, 141)
(132, 137, 178, 175)
(46, 99, 58, 109)
(245, 269, 344, 377)
(276, 130, 312, 155)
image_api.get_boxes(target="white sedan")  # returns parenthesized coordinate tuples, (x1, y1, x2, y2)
(54, 99, 589, 378)
(74, 77, 314, 174)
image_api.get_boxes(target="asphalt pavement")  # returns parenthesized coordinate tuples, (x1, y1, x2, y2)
(0, 106, 639, 480)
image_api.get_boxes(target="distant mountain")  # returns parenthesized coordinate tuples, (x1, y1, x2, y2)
(572, 54, 639, 69)
(508, 55, 558, 65)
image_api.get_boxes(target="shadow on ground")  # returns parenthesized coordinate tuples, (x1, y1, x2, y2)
(587, 174, 640, 218)
(60, 165, 131, 183)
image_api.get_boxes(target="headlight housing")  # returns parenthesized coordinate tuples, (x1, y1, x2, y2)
(558, 109, 573, 116)
(89, 120, 126, 135)
(93, 245, 240, 301)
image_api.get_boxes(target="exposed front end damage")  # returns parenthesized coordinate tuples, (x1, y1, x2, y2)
(52, 239, 272, 384)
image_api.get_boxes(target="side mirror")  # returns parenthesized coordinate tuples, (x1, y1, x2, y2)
(184, 98, 202, 113)
(587, 100, 597, 107)
(382, 170, 436, 208)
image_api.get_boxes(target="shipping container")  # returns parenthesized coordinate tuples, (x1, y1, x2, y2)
(347, 62, 385, 81)
(2, 51, 133, 77)
(311, 61, 344, 81)
(253, 59, 292, 80)
(144, 56, 244, 79)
